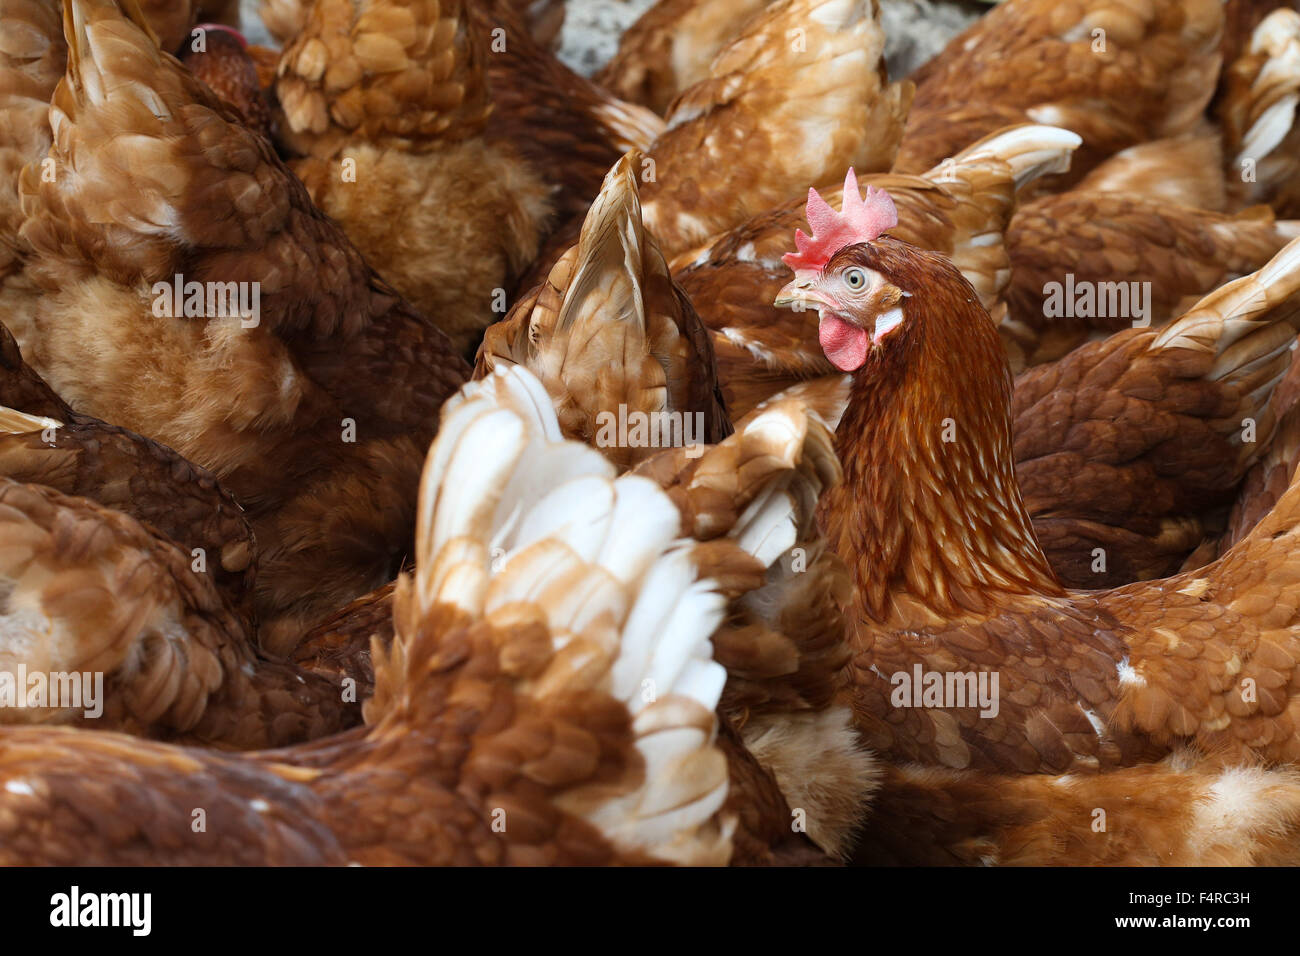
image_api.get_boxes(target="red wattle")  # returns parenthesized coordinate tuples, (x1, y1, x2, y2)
(819, 315, 869, 372)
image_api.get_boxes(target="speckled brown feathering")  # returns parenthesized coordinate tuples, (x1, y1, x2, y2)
(295, 391, 873, 861)
(0, 477, 356, 748)
(1001, 158, 1300, 371)
(1013, 248, 1300, 589)
(0, 0, 64, 357)
(0, 323, 256, 626)
(0, 411, 260, 633)
(290, 580, 394, 696)
(469, 0, 665, 228)
(675, 125, 1080, 422)
(0, 0, 62, 264)
(12, 0, 469, 656)
(785, 223, 1300, 774)
(638, 0, 913, 261)
(1181, 362, 1300, 570)
(277, 0, 491, 147)
(477, 151, 729, 468)
(275, 0, 553, 356)
(259, 0, 306, 42)
(893, 0, 1223, 187)
(594, 0, 772, 115)
(0, 367, 736, 865)
(1218, 8, 1300, 216)
(631, 399, 877, 858)
(857, 752, 1300, 865)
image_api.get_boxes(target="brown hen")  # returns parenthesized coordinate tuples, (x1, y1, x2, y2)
(776, 182, 1300, 775)
(0, 475, 356, 749)
(13, 0, 469, 655)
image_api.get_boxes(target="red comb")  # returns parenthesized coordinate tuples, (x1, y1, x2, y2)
(781, 169, 898, 272)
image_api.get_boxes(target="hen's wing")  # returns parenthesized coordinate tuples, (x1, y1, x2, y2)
(1002, 190, 1300, 370)
(1015, 238, 1300, 588)
(0, 408, 258, 632)
(1219, 8, 1300, 215)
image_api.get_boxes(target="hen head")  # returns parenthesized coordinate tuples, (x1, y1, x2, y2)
(775, 172, 1001, 379)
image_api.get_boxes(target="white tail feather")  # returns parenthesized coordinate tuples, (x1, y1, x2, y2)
(420, 366, 734, 865)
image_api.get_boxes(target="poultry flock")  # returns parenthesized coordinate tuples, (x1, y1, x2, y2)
(3, 0, 1300, 867)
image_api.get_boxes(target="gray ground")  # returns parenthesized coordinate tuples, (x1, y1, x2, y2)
(238, 0, 980, 79)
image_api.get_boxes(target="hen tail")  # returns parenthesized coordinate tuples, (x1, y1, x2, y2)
(633, 399, 877, 859)
(641, 0, 913, 258)
(1151, 235, 1300, 431)
(371, 365, 735, 865)
(1220, 8, 1300, 211)
(476, 152, 730, 469)
(924, 123, 1082, 312)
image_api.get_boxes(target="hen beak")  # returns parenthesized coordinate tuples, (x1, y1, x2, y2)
(774, 278, 826, 310)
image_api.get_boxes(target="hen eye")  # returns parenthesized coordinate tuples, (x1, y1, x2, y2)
(843, 267, 868, 291)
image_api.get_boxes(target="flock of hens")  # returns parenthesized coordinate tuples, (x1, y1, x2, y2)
(1, 0, 1300, 867)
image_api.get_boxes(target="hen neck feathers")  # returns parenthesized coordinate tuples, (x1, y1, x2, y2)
(822, 245, 1063, 624)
